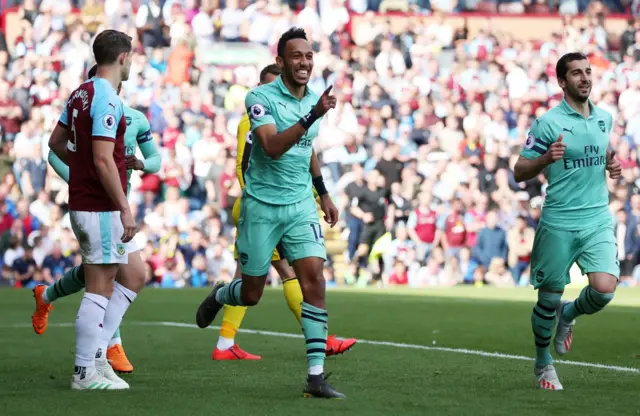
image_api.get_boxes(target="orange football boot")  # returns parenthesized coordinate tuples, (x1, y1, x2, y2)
(32, 285, 53, 335)
(326, 335, 357, 356)
(107, 344, 134, 373)
(212, 345, 262, 360)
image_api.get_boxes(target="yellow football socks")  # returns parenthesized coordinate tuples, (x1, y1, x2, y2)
(219, 305, 248, 339)
(283, 277, 303, 324)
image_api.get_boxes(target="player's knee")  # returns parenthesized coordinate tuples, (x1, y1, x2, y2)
(537, 290, 562, 309)
(589, 273, 617, 294)
(240, 283, 264, 306)
(241, 291, 261, 306)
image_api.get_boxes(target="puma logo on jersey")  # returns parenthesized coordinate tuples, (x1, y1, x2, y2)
(562, 127, 574, 134)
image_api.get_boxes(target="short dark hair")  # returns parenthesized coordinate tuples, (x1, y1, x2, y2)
(277, 27, 307, 58)
(88, 64, 98, 79)
(555, 52, 588, 81)
(259, 64, 281, 83)
(93, 30, 132, 66)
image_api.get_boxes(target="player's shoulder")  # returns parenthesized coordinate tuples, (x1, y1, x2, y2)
(536, 105, 567, 125)
(248, 83, 278, 101)
(92, 78, 118, 98)
(531, 106, 566, 138)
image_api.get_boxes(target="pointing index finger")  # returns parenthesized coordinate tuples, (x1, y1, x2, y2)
(323, 85, 333, 96)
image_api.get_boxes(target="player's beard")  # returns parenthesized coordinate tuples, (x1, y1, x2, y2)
(567, 82, 591, 103)
(285, 66, 310, 88)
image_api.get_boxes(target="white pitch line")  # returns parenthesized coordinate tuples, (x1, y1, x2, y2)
(5, 321, 639, 374)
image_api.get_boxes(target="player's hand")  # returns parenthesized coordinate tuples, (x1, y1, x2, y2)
(313, 86, 337, 117)
(125, 155, 145, 171)
(320, 194, 339, 228)
(544, 134, 566, 164)
(606, 149, 621, 179)
(120, 208, 137, 243)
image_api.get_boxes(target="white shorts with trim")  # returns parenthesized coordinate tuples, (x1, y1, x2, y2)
(70, 211, 128, 265)
(125, 236, 141, 254)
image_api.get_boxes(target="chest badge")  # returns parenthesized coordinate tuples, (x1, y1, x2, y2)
(598, 120, 606, 133)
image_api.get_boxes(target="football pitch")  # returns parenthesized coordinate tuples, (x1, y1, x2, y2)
(2, 287, 640, 416)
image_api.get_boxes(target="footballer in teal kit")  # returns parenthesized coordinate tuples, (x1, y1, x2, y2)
(195, 27, 345, 399)
(514, 52, 622, 391)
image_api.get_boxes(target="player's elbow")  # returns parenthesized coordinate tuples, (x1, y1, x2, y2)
(261, 140, 283, 160)
(513, 162, 528, 183)
(92, 153, 112, 175)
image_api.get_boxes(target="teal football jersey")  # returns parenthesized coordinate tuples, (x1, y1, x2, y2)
(123, 105, 152, 197)
(521, 99, 613, 231)
(244, 75, 321, 205)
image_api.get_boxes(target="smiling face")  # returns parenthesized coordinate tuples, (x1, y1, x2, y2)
(559, 58, 592, 103)
(277, 38, 313, 87)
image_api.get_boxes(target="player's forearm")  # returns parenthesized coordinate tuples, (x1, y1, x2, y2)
(262, 123, 308, 160)
(309, 149, 322, 177)
(139, 140, 161, 174)
(94, 154, 130, 212)
(49, 137, 69, 165)
(47, 150, 70, 182)
(513, 155, 551, 183)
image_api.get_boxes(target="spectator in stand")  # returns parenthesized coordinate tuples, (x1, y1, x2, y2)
(41, 241, 72, 283)
(407, 191, 439, 262)
(472, 210, 508, 272)
(351, 169, 388, 280)
(507, 215, 535, 285)
(0, 1, 637, 290)
(13, 245, 37, 288)
(439, 197, 466, 259)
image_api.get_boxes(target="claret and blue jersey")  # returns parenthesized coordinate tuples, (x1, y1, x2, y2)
(58, 77, 127, 212)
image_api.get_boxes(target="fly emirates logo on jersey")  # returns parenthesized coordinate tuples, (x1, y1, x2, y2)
(563, 145, 606, 170)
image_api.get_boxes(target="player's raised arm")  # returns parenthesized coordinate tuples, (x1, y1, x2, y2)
(514, 120, 566, 182)
(248, 86, 335, 160)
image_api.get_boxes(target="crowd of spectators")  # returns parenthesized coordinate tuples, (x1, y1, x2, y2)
(1, 0, 640, 290)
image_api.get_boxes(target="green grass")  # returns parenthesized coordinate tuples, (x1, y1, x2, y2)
(2, 287, 640, 416)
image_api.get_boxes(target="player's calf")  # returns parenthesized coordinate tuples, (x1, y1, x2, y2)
(531, 291, 562, 369)
(239, 275, 267, 306)
(76, 264, 120, 376)
(93, 251, 143, 366)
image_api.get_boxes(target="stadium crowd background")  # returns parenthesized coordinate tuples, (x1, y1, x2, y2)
(0, 0, 639, 290)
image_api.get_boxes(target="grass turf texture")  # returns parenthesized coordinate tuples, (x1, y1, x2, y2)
(2, 287, 640, 416)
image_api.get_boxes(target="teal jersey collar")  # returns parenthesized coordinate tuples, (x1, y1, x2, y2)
(559, 97, 597, 120)
(274, 75, 314, 101)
